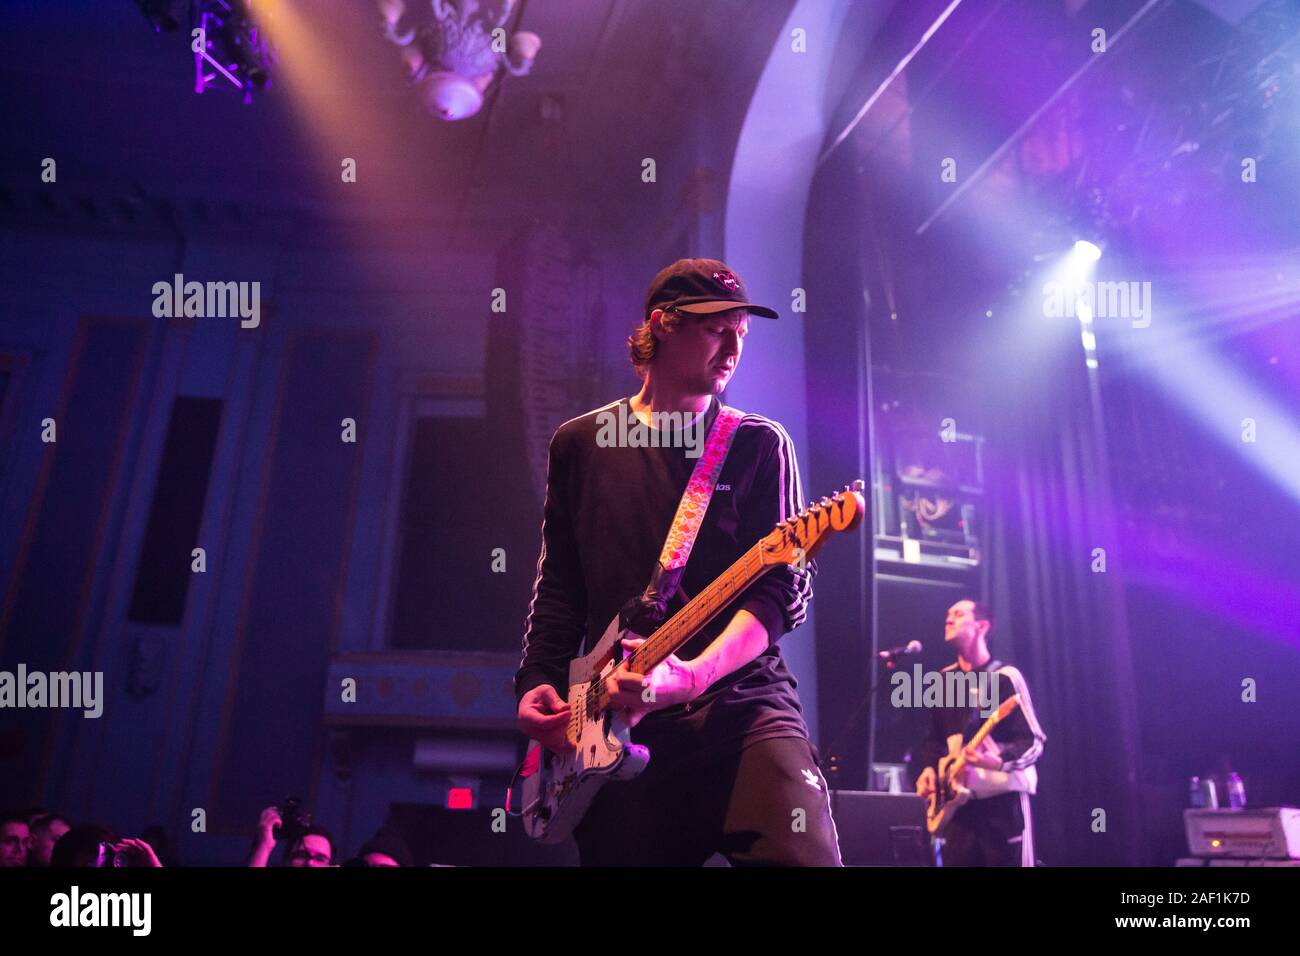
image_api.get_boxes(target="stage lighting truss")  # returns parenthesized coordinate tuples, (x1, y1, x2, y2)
(1077, 0, 1298, 231)
(192, 0, 278, 103)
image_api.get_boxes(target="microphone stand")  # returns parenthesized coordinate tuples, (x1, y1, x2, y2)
(823, 655, 913, 808)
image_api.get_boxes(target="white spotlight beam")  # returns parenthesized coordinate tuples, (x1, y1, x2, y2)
(1126, 319, 1300, 504)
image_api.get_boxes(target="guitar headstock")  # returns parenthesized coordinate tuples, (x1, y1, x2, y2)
(759, 480, 867, 567)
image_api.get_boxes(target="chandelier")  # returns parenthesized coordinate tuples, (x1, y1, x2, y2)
(378, 0, 541, 120)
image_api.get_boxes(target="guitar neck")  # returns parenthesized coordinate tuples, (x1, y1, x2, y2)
(593, 543, 768, 711)
(966, 719, 998, 752)
(962, 694, 1021, 754)
(585, 483, 866, 715)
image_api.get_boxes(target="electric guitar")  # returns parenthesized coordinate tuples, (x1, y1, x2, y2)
(926, 694, 1021, 834)
(520, 481, 868, 843)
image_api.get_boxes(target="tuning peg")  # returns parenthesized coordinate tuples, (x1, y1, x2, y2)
(852, 478, 865, 492)
(820, 496, 831, 506)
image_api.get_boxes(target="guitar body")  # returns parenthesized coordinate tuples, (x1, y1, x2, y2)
(520, 615, 650, 844)
(927, 733, 973, 835)
(925, 694, 1022, 835)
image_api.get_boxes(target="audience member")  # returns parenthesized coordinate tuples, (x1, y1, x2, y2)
(27, 813, 71, 867)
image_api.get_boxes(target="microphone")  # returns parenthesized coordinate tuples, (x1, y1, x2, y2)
(878, 640, 923, 661)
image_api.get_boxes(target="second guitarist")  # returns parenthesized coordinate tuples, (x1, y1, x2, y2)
(914, 600, 1047, 866)
(514, 258, 841, 866)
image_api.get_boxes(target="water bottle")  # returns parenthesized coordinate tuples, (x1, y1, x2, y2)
(1189, 775, 1218, 809)
(1226, 772, 1246, 809)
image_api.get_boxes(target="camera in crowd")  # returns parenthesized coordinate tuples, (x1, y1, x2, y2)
(273, 797, 311, 846)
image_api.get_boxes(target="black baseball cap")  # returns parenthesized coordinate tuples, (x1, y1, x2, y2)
(644, 258, 779, 319)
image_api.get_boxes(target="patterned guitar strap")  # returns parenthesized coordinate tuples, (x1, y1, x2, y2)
(618, 402, 744, 641)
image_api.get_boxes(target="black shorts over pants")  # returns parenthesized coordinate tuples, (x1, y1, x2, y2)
(573, 734, 843, 867)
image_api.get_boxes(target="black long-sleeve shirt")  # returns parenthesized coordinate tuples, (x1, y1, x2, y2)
(515, 395, 817, 755)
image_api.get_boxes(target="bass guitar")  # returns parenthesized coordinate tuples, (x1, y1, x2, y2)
(926, 694, 1021, 834)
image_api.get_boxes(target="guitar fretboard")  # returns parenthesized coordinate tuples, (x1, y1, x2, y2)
(591, 544, 768, 713)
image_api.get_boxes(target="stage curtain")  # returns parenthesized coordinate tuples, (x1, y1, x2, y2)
(981, 320, 1148, 865)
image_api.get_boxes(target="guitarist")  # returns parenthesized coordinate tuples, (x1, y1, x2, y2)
(514, 258, 842, 866)
(913, 600, 1046, 866)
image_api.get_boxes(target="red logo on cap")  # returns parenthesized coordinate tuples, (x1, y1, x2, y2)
(713, 271, 740, 291)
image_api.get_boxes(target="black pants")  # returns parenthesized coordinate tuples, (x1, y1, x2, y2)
(573, 734, 843, 866)
(939, 793, 1025, 867)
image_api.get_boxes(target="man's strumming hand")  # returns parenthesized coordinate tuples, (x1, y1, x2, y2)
(915, 766, 936, 799)
(517, 684, 574, 754)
